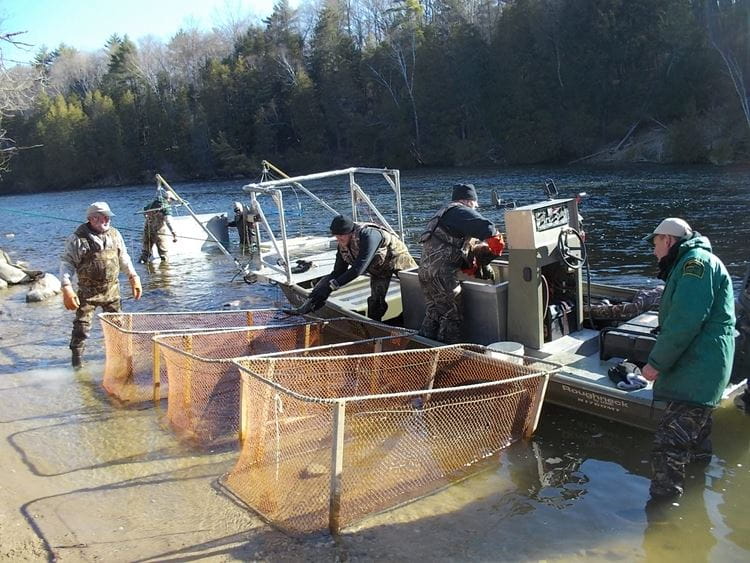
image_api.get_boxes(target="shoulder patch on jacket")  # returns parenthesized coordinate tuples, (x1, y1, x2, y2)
(682, 259, 705, 279)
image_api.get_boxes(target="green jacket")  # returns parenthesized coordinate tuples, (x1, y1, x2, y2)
(649, 234, 735, 406)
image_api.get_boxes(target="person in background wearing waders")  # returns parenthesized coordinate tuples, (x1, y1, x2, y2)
(641, 218, 735, 500)
(227, 201, 255, 253)
(418, 183, 505, 343)
(294, 215, 417, 321)
(60, 202, 142, 369)
(139, 191, 177, 263)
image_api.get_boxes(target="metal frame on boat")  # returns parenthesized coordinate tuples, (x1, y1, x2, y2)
(242, 163, 407, 320)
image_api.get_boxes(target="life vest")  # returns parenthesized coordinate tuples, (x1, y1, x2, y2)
(73, 223, 121, 290)
(419, 202, 472, 267)
(338, 222, 415, 277)
(144, 199, 169, 230)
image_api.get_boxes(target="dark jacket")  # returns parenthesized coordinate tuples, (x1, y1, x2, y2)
(420, 203, 496, 268)
(649, 233, 736, 406)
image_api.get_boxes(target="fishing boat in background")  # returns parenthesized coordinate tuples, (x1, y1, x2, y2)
(238, 162, 749, 431)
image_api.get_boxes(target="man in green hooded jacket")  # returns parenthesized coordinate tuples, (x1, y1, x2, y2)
(642, 218, 735, 499)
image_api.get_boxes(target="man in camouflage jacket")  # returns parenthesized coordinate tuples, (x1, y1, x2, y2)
(60, 202, 142, 368)
(418, 183, 504, 343)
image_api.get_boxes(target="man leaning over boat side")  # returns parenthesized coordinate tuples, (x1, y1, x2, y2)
(641, 218, 735, 500)
(302, 215, 417, 321)
(60, 202, 142, 369)
(417, 183, 505, 344)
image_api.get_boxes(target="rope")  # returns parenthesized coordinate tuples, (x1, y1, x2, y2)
(0, 207, 217, 243)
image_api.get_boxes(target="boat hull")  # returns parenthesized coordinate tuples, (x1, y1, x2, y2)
(278, 280, 745, 432)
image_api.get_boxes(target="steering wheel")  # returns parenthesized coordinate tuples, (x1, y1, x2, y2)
(557, 228, 586, 270)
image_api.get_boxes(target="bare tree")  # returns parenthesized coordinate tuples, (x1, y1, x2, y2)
(167, 27, 232, 87)
(368, 1, 424, 162)
(703, 0, 750, 131)
(0, 29, 40, 174)
(136, 35, 170, 91)
(210, 0, 258, 46)
(47, 48, 107, 97)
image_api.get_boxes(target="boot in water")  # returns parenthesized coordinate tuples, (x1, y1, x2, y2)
(71, 347, 85, 369)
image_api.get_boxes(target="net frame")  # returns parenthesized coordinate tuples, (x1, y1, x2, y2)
(98, 308, 309, 404)
(223, 344, 558, 535)
(154, 318, 416, 446)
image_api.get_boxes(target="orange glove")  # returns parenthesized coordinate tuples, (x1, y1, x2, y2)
(129, 275, 143, 300)
(62, 285, 80, 310)
(461, 258, 478, 277)
(486, 233, 505, 256)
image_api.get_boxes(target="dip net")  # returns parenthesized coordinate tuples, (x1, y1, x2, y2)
(155, 318, 416, 446)
(222, 345, 557, 534)
(99, 309, 306, 404)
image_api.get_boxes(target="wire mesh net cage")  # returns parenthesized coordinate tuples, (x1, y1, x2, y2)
(154, 318, 417, 446)
(222, 345, 558, 535)
(98, 309, 307, 404)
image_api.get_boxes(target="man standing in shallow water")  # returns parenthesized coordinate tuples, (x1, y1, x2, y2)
(641, 218, 735, 499)
(60, 202, 142, 368)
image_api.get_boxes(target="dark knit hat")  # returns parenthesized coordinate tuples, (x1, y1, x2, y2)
(330, 215, 355, 235)
(452, 183, 478, 202)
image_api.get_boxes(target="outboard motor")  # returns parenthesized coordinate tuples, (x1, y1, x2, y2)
(491, 188, 516, 209)
(733, 262, 750, 381)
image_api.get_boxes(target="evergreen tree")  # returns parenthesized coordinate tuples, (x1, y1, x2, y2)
(36, 94, 88, 188)
(80, 90, 125, 182)
(308, 3, 367, 163)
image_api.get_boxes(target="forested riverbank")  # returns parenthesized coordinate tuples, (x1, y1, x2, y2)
(2, 0, 750, 195)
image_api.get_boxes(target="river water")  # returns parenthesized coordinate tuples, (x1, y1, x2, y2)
(0, 165, 749, 561)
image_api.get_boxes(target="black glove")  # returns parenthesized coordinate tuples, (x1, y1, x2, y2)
(309, 283, 332, 303)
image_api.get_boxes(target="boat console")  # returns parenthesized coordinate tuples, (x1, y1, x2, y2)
(505, 198, 585, 351)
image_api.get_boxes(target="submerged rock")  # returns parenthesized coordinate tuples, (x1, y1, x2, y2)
(26, 273, 62, 302)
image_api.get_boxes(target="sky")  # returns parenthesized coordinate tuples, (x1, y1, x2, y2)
(0, 0, 288, 65)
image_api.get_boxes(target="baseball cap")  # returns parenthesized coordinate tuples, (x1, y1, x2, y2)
(86, 201, 114, 217)
(643, 217, 692, 242)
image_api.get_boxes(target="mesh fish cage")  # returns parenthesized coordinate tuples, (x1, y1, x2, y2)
(222, 345, 558, 535)
(98, 309, 307, 404)
(154, 318, 417, 446)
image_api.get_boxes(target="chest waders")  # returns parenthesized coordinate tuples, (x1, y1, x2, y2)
(70, 225, 123, 365)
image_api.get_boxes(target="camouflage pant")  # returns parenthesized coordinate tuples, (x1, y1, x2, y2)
(650, 401, 713, 497)
(141, 223, 170, 261)
(70, 283, 121, 351)
(587, 286, 663, 321)
(367, 276, 392, 322)
(418, 248, 462, 344)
